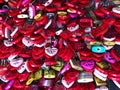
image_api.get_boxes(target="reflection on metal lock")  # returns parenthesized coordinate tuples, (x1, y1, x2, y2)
(77, 71, 93, 83)
(92, 45, 106, 53)
(57, 11, 67, 15)
(94, 76, 107, 86)
(34, 69, 42, 80)
(44, 69, 55, 79)
(96, 61, 109, 69)
(103, 41, 115, 46)
(51, 60, 64, 71)
(69, 59, 83, 71)
(90, 41, 101, 45)
(34, 11, 42, 20)
(26, 73, 34, 86)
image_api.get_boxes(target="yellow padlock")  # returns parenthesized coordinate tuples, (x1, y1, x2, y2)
(51, 61, 64, 71)
(94, 76, 107, 86)
(96, 61, 109, 69)
(57, 11, 67, 15)
(103, 41, 115, 46)
(26, 73, 34, 86)
(70, 59, 83, 71)
(90, 41, 101, 45)
(34, 11, 42, 20)
(67, 8, 77, 13)
(34, 69, 42, 80)
(44, 69, 55, 79)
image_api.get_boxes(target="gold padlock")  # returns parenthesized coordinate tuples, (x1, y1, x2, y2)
(34, 11, 42, 20)
(96, 61, 109, 69)
(103, 41, 115, 46)
(51, 61, 64, 71)
(57, 11, 67, 15)
(70, 59, 83, 71)
(90, 41, 101, 45)
(26, 73, 34, 86)
(34, 69, 42, 80)
(94, 76, 107, 86)
(44, 69, 55, 79)
(77, 71, 93, 83)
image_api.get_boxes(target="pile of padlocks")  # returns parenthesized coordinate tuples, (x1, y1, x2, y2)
(0, 0, 120, 90)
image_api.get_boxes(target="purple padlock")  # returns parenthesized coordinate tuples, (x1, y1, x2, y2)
(104, 52, 116, 64)
(81, 60, 95, 71)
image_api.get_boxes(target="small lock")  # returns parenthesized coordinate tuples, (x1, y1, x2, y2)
(26, 73, 34, 85)
(90, 41, 101, 45)
(92, 45, 106, 53)
(69, 59, 83, 71)
(51, 60, 64, 71)
(77, 71, 93, 83)
(17, 14, 29, 18)
(96, 61, 109, 69)
(34, 11, 42, 20)
(94, 76, 107, 86)
(44, 69, 55, 79)
(34, 69, 42, 80)
(57, 11, 67, 15)
(26, 78, 34, 86)
(103, 41, 115, 46)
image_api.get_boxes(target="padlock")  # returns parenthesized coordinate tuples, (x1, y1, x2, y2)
(34, 69, 42, 80)
(92, 45, 106, 53)
(44, 69, 56, 79)
(69, 59, 83, 71)
(51, 60, 64, 71)
(77, 71, 93, 83)
(94, 76, 107, 86)
(26, 73, 34, 86)
(96, 61, 109, 69)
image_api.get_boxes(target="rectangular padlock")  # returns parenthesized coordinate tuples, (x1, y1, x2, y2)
(96, 61, 109, 69)
(44, 69, 56, 79)
(77, 71, 93, 83)
(94, 76, 107, 86)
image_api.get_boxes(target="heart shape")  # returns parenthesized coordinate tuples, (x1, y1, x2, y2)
(104, 52, 116, 64)
(10, 58, 23, 67)
(4, 40, 13, 47)
(61, 77, 75, 88)
(22, 37, 34, 47)
(81, 60, 95, 70)
(17, 63, 26, 73)
(45, 47, 58, 57)
(112, 7, 120, 14)
(0, 75, 9, 82)
(10, 58, 24, 67)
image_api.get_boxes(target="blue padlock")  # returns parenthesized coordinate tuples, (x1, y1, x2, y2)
(92, 45, 106, 53)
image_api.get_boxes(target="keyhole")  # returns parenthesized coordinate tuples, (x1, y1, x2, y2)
(97, 48, 100, 51)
